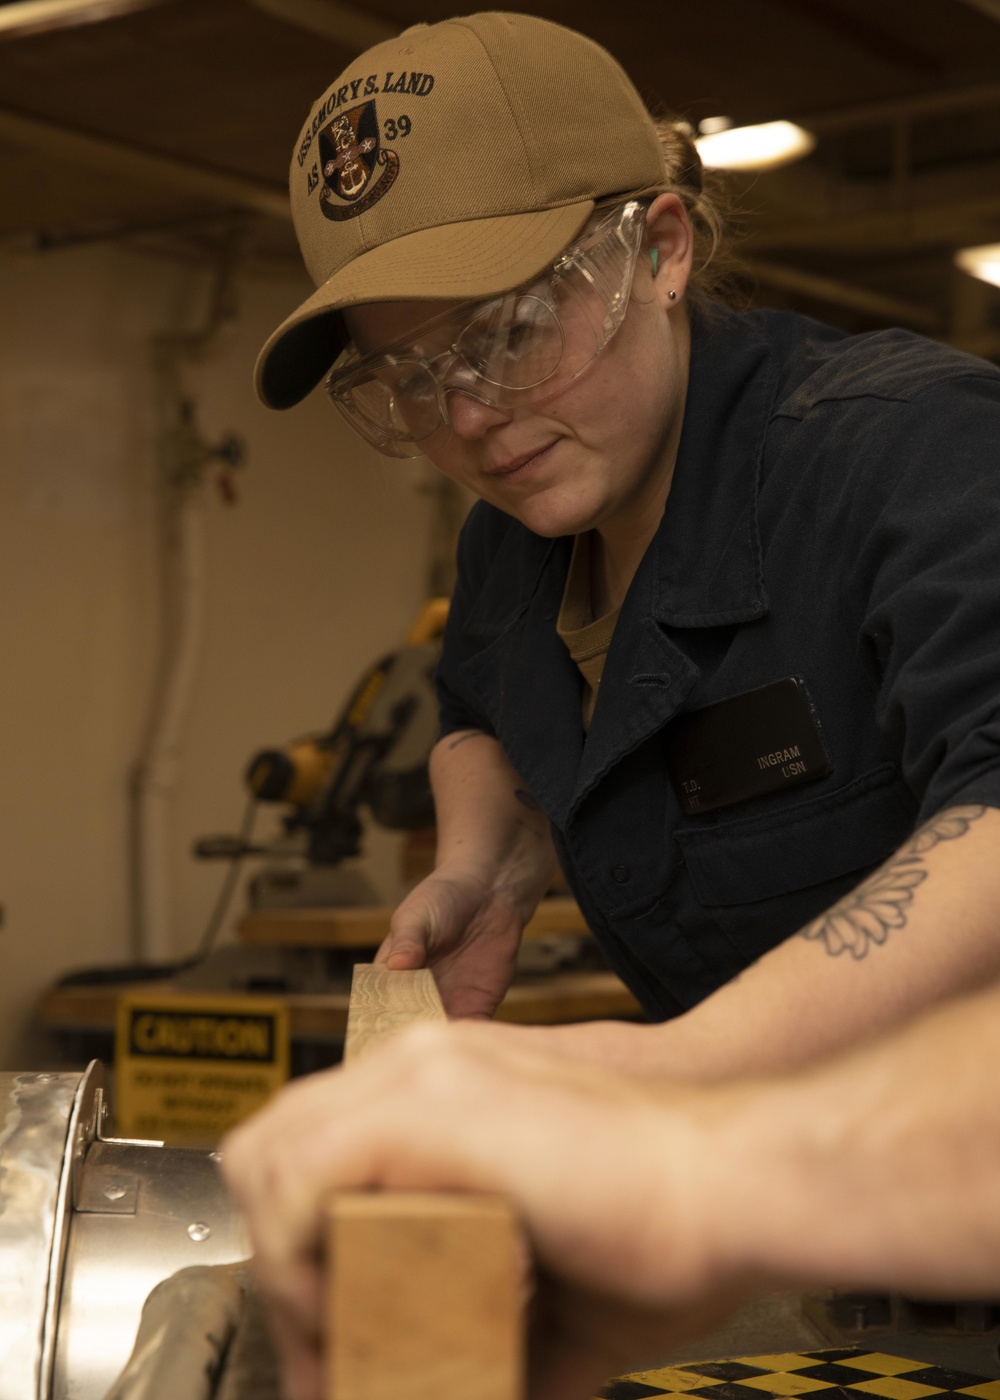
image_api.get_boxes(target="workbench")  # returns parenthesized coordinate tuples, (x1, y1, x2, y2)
(37, 898, 642, 1070)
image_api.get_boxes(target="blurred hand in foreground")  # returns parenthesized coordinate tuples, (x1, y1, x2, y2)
(220, 1021, 742, 1400)
(222, 983, 1000, 1400)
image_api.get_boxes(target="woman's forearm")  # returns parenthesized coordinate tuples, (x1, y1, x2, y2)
(496, 804, 1000, 1083)
(375, 732, 559, 1013)
(647, 804, 1000, 1081)
(429, 729, 557, 908)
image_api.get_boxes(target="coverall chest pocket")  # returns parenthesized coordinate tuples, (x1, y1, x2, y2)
(673, 764, 917, 964)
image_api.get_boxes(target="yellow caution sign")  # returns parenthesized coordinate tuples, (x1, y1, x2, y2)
(115, 991, 290, 1147)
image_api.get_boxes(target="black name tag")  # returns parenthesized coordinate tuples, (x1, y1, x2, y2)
(665, 677, 832, 816)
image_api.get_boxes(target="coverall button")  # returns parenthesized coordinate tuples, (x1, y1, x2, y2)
(611, 864, 631, 883)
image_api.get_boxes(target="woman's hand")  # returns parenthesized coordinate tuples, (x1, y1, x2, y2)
(375, 730, 559, 1017)
(220, 1022, 740, 1400)
(375, 865, 526, 1017)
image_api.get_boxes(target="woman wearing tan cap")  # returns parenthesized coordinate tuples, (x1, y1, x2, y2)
(256, 9, 1000, 1078)
(226, 11, 1000, 1399)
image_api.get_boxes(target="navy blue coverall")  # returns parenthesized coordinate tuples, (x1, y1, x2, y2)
(436, 305, 1000, 1020)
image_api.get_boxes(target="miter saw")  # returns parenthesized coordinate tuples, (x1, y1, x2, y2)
(194, 597, 447, 899)
(245, 598, 445, 866)
(170, 600, 449, 1000)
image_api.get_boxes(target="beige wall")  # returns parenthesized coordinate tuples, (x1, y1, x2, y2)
(0, 243, 436, 1069)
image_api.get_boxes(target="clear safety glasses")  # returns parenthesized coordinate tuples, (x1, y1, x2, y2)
(324, 199, 648, 458)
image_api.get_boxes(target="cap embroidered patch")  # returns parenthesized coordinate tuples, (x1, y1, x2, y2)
(319, 101, 399, 220)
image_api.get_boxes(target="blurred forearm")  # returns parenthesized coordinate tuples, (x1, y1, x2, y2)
(696, 977, 1000, 1300)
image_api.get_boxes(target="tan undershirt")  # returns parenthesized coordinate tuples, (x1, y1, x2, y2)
(556, 532, 622, 730)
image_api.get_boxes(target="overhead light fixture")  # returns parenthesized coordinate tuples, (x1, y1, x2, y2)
(695, 117, 816, 171)
(955, 243, 1000, 289)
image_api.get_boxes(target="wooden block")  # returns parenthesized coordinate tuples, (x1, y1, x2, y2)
(326, 963, 524, 1400)
(325, 1192, 522, 1400)
(343, 965, 446, 1064)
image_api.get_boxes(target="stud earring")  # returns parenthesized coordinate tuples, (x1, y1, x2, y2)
(668, 290, 677, 300)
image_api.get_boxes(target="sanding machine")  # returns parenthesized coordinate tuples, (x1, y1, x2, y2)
(0, 1063, 258, 1400)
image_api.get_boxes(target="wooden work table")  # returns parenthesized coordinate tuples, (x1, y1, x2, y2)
(237, 895, 591, 948)
(38, 898, 642, 1054)
(38, 969, 641, 1044)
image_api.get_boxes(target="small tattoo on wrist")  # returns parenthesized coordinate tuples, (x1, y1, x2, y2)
(448, 729, 484, 751)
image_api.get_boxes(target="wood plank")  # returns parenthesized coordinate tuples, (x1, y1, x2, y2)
(343, 965, 446, 1064)
(326, 962, 523, 1400)
(239, 896, 590, 948)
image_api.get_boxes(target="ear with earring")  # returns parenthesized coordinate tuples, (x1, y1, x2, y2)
(650, 248, 678, 299)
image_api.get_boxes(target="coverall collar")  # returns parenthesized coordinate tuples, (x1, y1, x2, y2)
(648, 302, 774, 628)
(457, 304, 780, 825)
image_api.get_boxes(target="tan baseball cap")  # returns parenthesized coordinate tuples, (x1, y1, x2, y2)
(256, 11, 667, 409)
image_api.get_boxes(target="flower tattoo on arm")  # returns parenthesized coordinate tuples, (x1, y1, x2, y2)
(802, 804, 987, 959)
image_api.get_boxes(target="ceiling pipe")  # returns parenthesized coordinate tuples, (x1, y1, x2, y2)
(0, 0, 170, 41)
(0, 106, 291, 224)
(765, 0, 940, 77)
(956, 0, 1000, 24)
(797, 80, 1000, 136)
(246, 0, 397, 49)
(749, 195, 1000, 254)
(743, 257, 940, 329)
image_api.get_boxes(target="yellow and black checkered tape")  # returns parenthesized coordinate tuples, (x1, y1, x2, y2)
(601, 1350, 1000, 1400)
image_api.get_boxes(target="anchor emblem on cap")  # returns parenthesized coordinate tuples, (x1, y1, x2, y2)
(318, 101, 399, 220)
